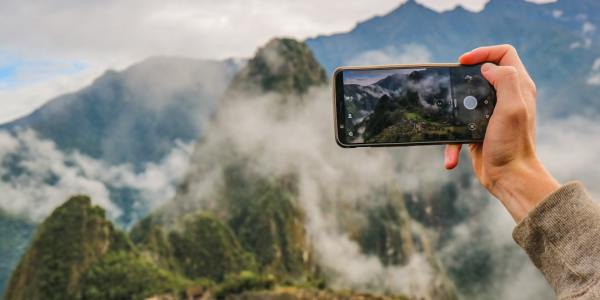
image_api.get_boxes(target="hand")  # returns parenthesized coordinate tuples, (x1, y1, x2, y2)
(444, 45, 560, 222)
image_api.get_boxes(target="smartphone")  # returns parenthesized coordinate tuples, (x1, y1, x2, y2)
(333, 64, 496, 148)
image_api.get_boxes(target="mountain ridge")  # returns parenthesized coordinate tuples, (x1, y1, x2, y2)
(1, 56, 240, 168)
(306, 0, 600, 117)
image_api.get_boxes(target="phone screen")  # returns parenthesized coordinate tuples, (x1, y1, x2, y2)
(334, 65, 496, 147)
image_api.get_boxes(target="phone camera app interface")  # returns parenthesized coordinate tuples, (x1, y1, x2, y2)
(341, 66, 495, 144)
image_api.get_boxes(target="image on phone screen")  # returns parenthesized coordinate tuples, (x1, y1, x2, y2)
(335, 65, 496, 146)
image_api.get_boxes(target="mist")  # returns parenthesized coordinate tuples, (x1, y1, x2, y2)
(346, 44, 432, 66)
(0, 129, 192, 224)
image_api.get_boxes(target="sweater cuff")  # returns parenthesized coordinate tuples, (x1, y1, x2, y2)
(513, 182, 600, 298)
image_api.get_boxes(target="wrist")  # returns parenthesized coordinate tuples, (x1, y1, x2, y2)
(489, 159, 560, 222)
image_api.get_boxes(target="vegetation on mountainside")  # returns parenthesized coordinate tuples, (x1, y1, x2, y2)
(4, 196, 132, 300)
(4, 37, 452, 300)
(221, 164, 311, 279)
(228, 38, 327, 95)
(168, 213, 256, 281)
(130, 215, 180, 271)
(77, 251, 190, 300)
(5, 194, 410, 300)
(229, 286, 410, 300)
(360, 202, 414, 266)
(214, 271, 275, 299)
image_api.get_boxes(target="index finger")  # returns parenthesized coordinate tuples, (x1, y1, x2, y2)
(459, 44, 532, 82)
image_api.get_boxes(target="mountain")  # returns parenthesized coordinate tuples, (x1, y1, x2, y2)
(3, 196, 193, 300)
(1, 57, 240, 169)
(0, 211, 34, 297)
(3, 196, 132, 300)
(158, 37, 457, 299)
(306, 0, 600, 117)
(157, 38, 327, 282)
(4, 37, 430, 300)
(4, 191, 412, 300)
(227, 38, 327, 96)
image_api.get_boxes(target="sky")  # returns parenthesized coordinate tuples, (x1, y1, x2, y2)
(0, 0, 555, 124)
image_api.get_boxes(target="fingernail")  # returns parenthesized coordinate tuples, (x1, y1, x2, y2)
(481, 63, 493, 73)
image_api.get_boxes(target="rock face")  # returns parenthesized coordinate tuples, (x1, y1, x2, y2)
(227, 38, 327, 96)
(4, 196, 132, 300)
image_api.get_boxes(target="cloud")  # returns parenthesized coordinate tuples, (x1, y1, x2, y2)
(537, 116, 600, 198)
(0, 0, 558, 124)
(0, 67, 102, 124)
(0, 130, 192, 224)
(171, 83, 457, 297)
(346, 44, 433, 66)
(0, 0, 558, 65)
(582, 22, 596, 34)
(587, 58, 600, 85)
(168, 54, 595, 299)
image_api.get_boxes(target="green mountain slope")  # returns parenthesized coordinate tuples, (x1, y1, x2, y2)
(5, 37, 456, 300)
(168, 213, 255, 281)
(77, 251, 190, 300)
(3, 196, 132, 300)
(228, 38, 327, 96)
(160, 37, 457, 299)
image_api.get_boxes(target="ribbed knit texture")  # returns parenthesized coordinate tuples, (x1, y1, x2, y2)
(513, 182, 600, 299)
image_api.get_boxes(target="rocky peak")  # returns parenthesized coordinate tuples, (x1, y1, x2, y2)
(227, 38, 327, 96)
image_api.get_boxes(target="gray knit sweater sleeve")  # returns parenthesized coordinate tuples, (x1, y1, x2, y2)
(513, 182, 600, 300)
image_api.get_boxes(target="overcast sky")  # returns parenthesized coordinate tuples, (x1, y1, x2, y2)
(0, 0, 555, 124)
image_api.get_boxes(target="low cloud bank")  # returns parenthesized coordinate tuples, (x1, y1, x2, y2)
(0, 129, 192, 224)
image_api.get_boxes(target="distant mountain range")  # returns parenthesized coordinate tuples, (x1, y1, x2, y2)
(1, 56, 240, 168)
(307, 0, 600, 117)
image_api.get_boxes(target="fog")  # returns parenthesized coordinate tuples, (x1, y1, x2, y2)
(1, 40, 598, 299)
(346, 44, 433, 67)
(0, 130, 192, 223)
(161, 44, 600, 299)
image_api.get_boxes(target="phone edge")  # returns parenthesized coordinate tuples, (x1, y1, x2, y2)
(332, 63, 485, 148)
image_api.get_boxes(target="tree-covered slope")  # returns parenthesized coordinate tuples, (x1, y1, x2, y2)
(4, 196, 132, 300)
(227, 38, 327, 96)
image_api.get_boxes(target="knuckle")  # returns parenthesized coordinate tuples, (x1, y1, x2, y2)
(505, 102, 529, 123)
(501, 44, 517, 53)
(498, 66, 519, 81)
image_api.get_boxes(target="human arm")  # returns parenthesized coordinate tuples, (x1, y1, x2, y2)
(444, 45, 600, 299)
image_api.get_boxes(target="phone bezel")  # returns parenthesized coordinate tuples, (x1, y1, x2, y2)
(333, 63, 490, 148)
